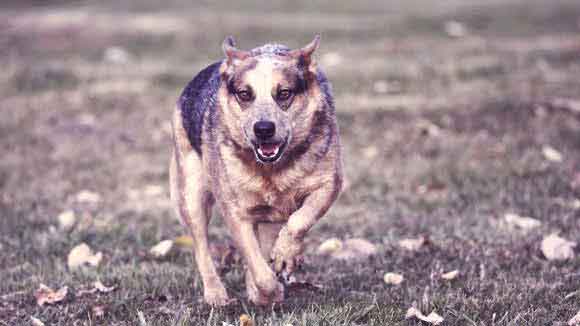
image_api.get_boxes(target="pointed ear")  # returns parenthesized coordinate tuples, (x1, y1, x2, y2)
(222, 36, 250, 63)
(290, 35, 320, 67)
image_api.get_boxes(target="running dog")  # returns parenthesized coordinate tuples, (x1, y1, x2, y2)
(169, 36, 343, 306)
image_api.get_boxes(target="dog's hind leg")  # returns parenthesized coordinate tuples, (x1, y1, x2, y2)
(170, 111, 230, 306)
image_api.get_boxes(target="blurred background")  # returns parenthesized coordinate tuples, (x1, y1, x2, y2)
(1, 0, 580, 325)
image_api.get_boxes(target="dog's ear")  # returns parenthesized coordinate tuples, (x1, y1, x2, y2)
(290, 35, 320, 68)
(222, 36, 250, 64)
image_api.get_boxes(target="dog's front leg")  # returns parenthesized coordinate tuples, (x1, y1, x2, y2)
(223, 214, 284, 304)
(271, 180, 341, 274)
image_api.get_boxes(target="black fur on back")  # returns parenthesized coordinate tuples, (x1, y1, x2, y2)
(178, 61, 222, 155)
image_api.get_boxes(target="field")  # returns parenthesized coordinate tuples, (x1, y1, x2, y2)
(1, 0, 580, 325)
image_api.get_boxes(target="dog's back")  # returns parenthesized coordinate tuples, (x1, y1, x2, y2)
(178, 61, 221, 155)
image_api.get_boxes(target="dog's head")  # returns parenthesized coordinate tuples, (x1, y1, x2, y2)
(219, 36, 322, 164)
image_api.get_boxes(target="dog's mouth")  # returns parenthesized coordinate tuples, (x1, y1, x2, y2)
(253, 140, 287, 163)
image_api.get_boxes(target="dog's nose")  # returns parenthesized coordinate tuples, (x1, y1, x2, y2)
(253, 120, 276, 140)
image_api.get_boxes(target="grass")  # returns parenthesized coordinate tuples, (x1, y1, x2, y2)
(1, 0, 580, 325)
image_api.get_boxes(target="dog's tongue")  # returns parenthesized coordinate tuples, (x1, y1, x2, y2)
(259, 143, 279, 157)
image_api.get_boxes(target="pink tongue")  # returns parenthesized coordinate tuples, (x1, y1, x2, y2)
(260, 144, 278, 156)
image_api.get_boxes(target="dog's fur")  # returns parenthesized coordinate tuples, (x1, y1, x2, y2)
(169, 36, 343, 306)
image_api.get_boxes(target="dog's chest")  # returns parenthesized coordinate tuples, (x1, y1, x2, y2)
(241, 172, 306, 223)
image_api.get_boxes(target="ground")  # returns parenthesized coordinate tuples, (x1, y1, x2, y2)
(1, 0, 580, 325)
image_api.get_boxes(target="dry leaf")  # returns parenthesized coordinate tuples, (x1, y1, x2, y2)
(343, 238, 378, 257)
(543, 146, 563, 162)
(373, 80, 389, 94)
(569, 310, 580, 326)
(405, 306, 444, 325)
(94, 281, 116, 293)
(320, 52, 342, 67)
(317, 238, 343, 255)
(285, 279, 324, 292)
(541, 234, 576, 261)
(35, 284, 68, 306)
(362, 146, 379, 159)
(444, 20, 467, 38)
(30, 316, 45, 326)
(441, 270, 459, 280)
(328, 238, 377, 260)
(504, 213, 541, 231)
(143, 184, 164, 197)
(77, 281, 116, 297)
(240, 314, 253, 326)
(383, 272, 404, 285)
(104, 46, 132, 64)
(174, 235, 194, 248)
(399, 236, 426, 251)
(92, 305, 105, 318)
(68, 243, 103, 269)
(75, 190, 102, 204)
(150, 240, 174, 258)
(57, 210, 76, 231)
(424, 312, 444, 325)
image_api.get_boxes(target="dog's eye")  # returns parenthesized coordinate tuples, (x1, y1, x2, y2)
(277, 89, 293, 101)
(235, 90, 253, 102)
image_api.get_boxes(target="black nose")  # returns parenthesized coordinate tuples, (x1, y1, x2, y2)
(253, 121, 276, 140)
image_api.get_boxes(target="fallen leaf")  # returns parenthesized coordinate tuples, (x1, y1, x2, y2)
(159, 306, 174, 315)
(373, 80, 389, 94)
(424, 312, 444, 325)
(285, 279, 324, 292)
(143, 184, 164, 197)
(541, 234, 576, 261)
(174, 235, 194, 248)
(104, 46, 132, 64)
(569, 310, 580, 326)
(68, 243, 103, 269)
(503, 213, 541, 231)
(329, 238, 377, 260)
(399, 236, 426, 251)
(150, 240, 174, 258)
(30, 316, 45, 326)
(444, 20, 468, 38)
(342, 238, 378, 257)
(383, 272, 404, 285)
(405, 306, 444, 325)
(35, 284, 68, 306)
(441, 270, 459, 280)
(362, 146, 379, 159)
(317, 238, 343, 255)
(320, 52, 342, 67)
(75, 190, 102, 204)
(57, 210, 76, 231)
(240, 314, 253, 326)
(94, 281, 116, 293)
(92, 305, 105, 318)
(78, 281, 117, 296)
(543, 146, 563, 162)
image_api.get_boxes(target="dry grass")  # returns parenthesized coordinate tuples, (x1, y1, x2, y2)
(1, 0, 580, 325)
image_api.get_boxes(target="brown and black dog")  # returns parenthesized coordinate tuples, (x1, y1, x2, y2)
(169, 36, 343, 306)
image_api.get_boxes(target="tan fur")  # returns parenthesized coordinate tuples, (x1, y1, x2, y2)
(170, 37, 343, 306)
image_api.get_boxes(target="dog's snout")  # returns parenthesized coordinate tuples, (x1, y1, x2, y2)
(253, 121, 276, 140)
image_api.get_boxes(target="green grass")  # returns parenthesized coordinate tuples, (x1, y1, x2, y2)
(1, 0, 580, 325)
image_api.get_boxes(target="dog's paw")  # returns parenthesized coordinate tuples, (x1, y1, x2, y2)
(247, 278, 284, 305)
(270, 226, 304, 274)
(204, 285, 234, 306)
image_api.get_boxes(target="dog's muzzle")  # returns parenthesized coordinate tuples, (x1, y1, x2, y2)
(254, 139, 287, 163)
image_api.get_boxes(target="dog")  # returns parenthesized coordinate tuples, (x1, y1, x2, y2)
(169, 35, 343, 306)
